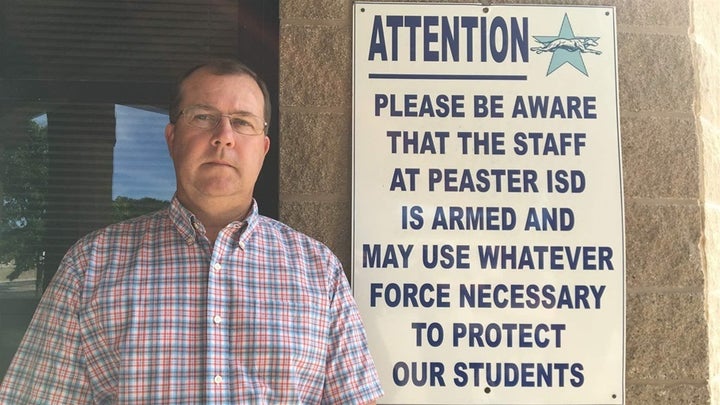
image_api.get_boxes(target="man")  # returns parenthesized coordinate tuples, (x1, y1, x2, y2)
(0, 59, 383, 404)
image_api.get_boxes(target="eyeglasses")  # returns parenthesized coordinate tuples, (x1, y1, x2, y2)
(178, 105, 267, 136)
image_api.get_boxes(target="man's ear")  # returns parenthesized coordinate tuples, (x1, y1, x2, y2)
(164, 123, 175, 158)
(263, 135, 270, 156)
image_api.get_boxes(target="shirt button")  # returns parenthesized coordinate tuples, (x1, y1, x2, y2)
(213, 315, 222, 324)
(239, 241, 246, 250)
(213, 263, 221, 271)
(214, 375, 223, 384)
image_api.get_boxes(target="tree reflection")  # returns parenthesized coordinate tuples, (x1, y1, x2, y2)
(0, 121, 48, 281)
(0, 119, 168, 285)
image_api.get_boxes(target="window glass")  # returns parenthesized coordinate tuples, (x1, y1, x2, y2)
(112, 105, 175, 208)
(0, 114, 47, 296)
(2, 103, 158, 288)
(0, 0, 279, 379)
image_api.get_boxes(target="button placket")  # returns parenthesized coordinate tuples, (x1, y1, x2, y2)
(207, 240, 229, 400)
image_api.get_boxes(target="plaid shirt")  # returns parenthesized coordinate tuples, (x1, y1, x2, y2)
(0, 198, 383, 404)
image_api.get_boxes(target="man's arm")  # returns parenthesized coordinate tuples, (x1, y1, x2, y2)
(322, 256, 384, 404)
(0, 254, 91, 404)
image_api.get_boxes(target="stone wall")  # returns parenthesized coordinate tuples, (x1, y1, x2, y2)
(693, 0, 720, 402)
(278, 0, 717, 403)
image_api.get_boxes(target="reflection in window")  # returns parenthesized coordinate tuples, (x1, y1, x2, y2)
(0, 115, 47, 294)
(0, 106, 175, 296)
(112, 105, 174, 221)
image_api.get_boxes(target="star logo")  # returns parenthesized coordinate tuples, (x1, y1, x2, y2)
(531, 14, 602, 76)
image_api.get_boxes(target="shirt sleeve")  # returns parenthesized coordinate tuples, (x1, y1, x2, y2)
(322, 256, 384, 405)
(0, 248, 91, 404)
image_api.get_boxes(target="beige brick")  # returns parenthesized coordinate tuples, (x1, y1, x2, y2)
(706, 206, 720, 392)
(626, 383, 709, 404)
(624, 201, 703, 289)
(612, 0, 690, 26)
(280, 24, 352, 108)
(693, 2, 720, 401)
(280, 0, 350, 20)
(626, 292, 707, 380)
(700, 123, 720, 202)
(709, 289, 720, 383)
(707, 208, 720, 283)
(279, 111, 351, 195)
(617, 33, 694, 113)
(620, 116, 699, 199)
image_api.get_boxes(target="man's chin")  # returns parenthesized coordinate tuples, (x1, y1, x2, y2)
(194, 178, 249, 198)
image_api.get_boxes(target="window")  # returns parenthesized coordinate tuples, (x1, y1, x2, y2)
(0, 0, 279, 378)
(113, 105, 176, 203)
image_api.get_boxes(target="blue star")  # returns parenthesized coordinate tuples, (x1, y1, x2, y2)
(532, 14, 599, 76)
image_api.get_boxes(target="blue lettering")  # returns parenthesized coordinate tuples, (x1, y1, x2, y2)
(366, 15, 529, 62)
(405, 16, 422, 61)
(361, 244, 413, 268)
(442, 16, 460, 61)
(368, 15, 388, 60)
(423, 16, 439, 61)
(512, 96, 597, 118)
(369, 283, 451, 308)
(460, 17, 478, 61)
(386, 16, 403, 60)
(460, 283, 604, 309)
(490, 17, 508, 62)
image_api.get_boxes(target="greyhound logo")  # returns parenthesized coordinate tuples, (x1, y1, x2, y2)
(533, 14, 601, 76)
(531, 38, 602, 55)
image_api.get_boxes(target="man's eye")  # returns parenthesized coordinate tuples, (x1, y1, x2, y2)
(194, 114, 214, 121)
(231, 118, 252, 127)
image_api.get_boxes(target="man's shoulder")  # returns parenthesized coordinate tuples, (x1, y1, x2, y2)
(254, 215, 333, 253)
(255, 214, 317, 240)
(57, 207, 172, 274)
(78, 207, 171, 245)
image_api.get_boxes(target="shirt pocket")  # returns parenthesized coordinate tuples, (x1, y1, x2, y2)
(230, 297, 328, 400)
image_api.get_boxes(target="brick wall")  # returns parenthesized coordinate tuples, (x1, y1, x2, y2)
(278, 0, 717, 403)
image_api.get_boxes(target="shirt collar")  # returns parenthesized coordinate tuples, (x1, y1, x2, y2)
(168, 195, 260, 246)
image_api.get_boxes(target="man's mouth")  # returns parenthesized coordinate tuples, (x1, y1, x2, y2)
(204, 160, 234, 168)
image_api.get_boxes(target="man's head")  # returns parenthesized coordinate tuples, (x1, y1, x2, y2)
(165, 59, 271, 217)
(169, 59, 272, 132)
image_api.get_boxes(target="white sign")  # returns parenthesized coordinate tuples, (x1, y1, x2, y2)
(352, 3, 625, 404)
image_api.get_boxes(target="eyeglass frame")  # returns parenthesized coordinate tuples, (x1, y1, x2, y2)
(174, 104, 268, 136)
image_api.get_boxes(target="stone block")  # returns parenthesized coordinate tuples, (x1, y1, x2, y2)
(280, 0, 350, 20)
(706, 207, 720, 286)
(699, 118, 720, 205)
(620, 116, 698, 199)
(626, 292, 707, 380)
(613, 0, 689, 26)
(280, 24, 352, 108)
(626, 383, 709, 404)
(624, 201, 703, 289)
(279, 111, 351, 194)
(617, 33, 694, 113)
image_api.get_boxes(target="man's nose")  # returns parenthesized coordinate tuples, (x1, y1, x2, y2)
(211, 116, 236, 147)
